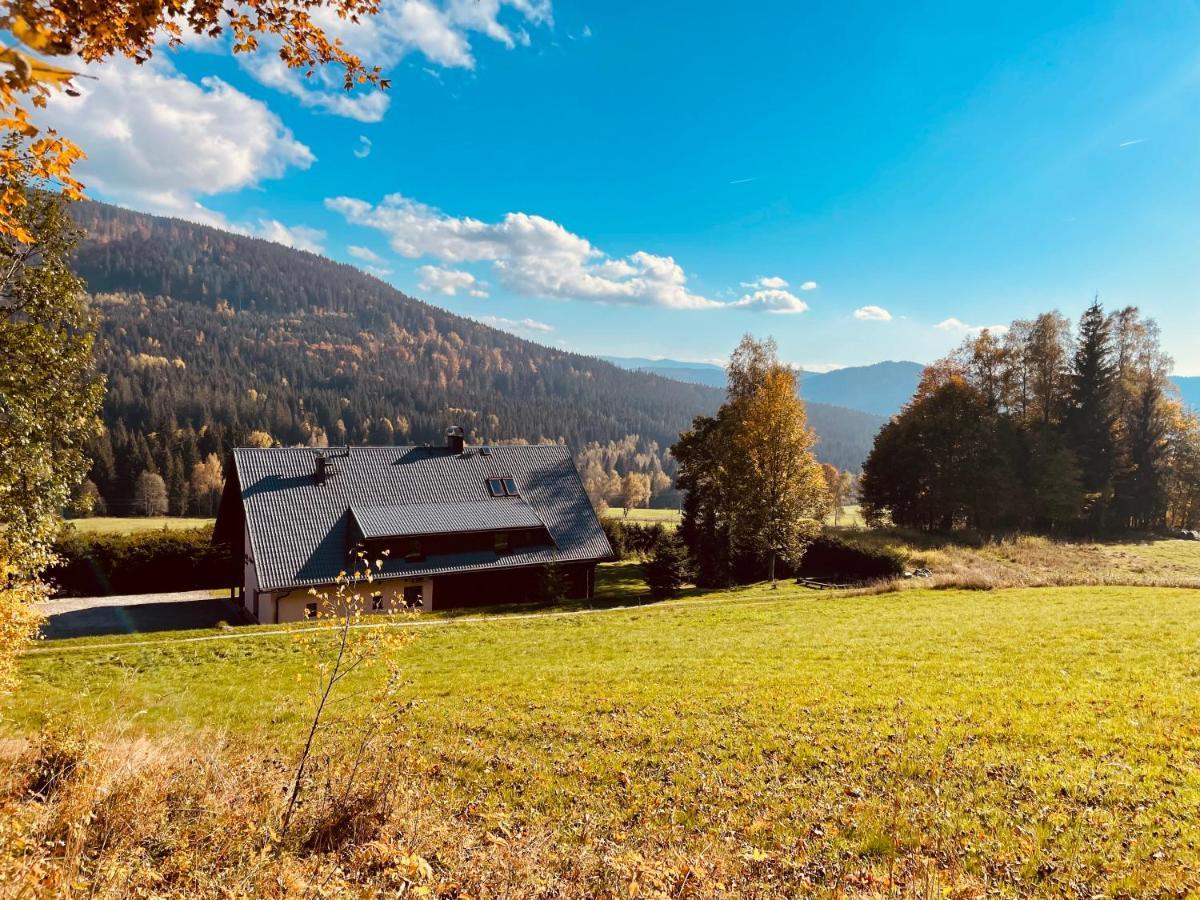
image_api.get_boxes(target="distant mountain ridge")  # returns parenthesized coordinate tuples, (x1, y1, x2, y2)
(605, 357, 925, 418)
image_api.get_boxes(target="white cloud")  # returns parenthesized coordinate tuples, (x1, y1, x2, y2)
(742, 275, 789, 289)
(582, 24, 593, 38)
(240, 54, 390, 122)
(40, 56, 313, 224)
(244, 0, 553, 118)
(417, 264, 488, 297)
(328, 193, 721, 310)
(799, 280, 818, 291)
(364, 265, 394, 278)
(1119, 138, 1146, 148)
(935, 317, 1009, 336)
(255, 220, 326, 254)
(348, 245, 385, 264)
(729, 288, 809, 315)
(854, 305, 892, 321)
(801, 363, 846, 374)
(354, 136, 373, 158)
(474, 315, 554, 335)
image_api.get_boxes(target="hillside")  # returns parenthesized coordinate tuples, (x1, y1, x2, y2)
(67, 202, 883, 516)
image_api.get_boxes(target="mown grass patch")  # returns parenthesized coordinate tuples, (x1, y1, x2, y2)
(6, 580, 1200, 894)
(64, 516, 216, 534)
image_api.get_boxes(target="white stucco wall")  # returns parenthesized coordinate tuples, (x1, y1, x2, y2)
(273, 577, 435, 624)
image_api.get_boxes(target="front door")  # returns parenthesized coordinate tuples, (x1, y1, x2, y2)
(403, 585, 424, 609)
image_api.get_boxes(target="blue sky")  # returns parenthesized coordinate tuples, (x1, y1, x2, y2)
(47, 1, 1200, 373)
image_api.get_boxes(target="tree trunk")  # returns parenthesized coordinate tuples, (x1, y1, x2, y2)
(769, 550, 777, 589)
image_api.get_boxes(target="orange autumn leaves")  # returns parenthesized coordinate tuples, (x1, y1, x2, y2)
(0, 0, 387, 241)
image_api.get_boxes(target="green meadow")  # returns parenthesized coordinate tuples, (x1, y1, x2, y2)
(9, 565, 1200, 895)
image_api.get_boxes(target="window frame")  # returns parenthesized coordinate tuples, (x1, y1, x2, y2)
(487, 478, 505, 497)
(501, 477, 519, 497)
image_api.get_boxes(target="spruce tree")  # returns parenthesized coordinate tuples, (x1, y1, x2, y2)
(1068, 299, 1117, 529)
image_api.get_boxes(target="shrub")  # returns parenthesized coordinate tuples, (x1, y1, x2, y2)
(46, 525, 232, 597)
(602, 519, 665, 560)
(643, 533, 691, 599)
(797, 534, 905, 582)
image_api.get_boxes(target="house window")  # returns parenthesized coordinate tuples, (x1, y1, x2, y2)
(487, 477, 520, 497)
(403, 585, 424, 608)
(494, 531, 510, 554)
(305, 602, 318, 619)
(371, 592, 384, 611)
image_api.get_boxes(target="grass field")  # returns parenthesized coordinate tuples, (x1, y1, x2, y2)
(65, 516, 216, 534)
(603, 506, 682, 526)
(605, 504, 866, 528)
(7, 564, 1200, 895)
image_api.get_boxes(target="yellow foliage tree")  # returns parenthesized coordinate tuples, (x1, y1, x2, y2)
(0, 0, 386, 241)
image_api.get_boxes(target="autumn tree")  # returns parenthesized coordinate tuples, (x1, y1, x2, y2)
(0, 184, 102, 689)
(0, 0, 387, 240)
(673, 335, 828, 586)
(135, 470, 168, 516)
(190, 453, 225, 517)
(861, 368, 1018, 532)
(619, 472, 651, 516)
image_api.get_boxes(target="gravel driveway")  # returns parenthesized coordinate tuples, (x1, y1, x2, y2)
(37, 591, 241, 640)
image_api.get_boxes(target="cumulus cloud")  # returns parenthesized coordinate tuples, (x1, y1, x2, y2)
(799, 280, 818, 291)
(729, 288, 809, 315)
(40, 56, 313, 224)
(474, 315, 554, 335)
(255, 220, 326, 254)
(348, 245, 385, 263)
(418, 264, 488, 297)
(244, 0, 552, 118)
(328, 193, 721, 310)
(240, 54, 391, 122)
(935, 317, 1009, 335)
(854, 305, 892, 321)
(742, 275, 789, 290)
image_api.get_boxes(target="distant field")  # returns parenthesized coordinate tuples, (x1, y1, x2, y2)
(9, 564, 1200, 895)
(603, 506, 681, 525)
(66, 516, 215, 534)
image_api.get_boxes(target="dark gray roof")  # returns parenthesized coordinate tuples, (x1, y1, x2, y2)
(227, 445, 612, 592)
(349, 498, 547, 539)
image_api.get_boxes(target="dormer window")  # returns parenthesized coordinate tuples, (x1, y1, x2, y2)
(487, 477, 520, 497)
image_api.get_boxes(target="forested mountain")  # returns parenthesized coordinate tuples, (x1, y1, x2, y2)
(68, 201, 882, 516)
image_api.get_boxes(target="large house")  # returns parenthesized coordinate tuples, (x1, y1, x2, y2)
(213, 428, 613, 623)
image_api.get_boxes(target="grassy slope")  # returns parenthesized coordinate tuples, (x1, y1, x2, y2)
(8, 567, 1200, 893)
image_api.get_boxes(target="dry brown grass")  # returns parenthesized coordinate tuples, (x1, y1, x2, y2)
(835, 528, 1200, 591)
(0, 729, 966, 898)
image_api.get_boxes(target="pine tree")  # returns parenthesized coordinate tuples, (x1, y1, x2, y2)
(1068, 299, 1117, 529)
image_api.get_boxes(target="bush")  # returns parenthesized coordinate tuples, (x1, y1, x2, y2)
(643, 533, 690, 599)
(797, 534, 905, 582)
(601, 519, 667, 560)
(47, 525, 233, 597)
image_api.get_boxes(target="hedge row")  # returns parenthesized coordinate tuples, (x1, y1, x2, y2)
(602, 516, 904, 583)
(601, 519, 670, 560)
(47, 526, 233, 597)
(796, 534, 905, 581)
